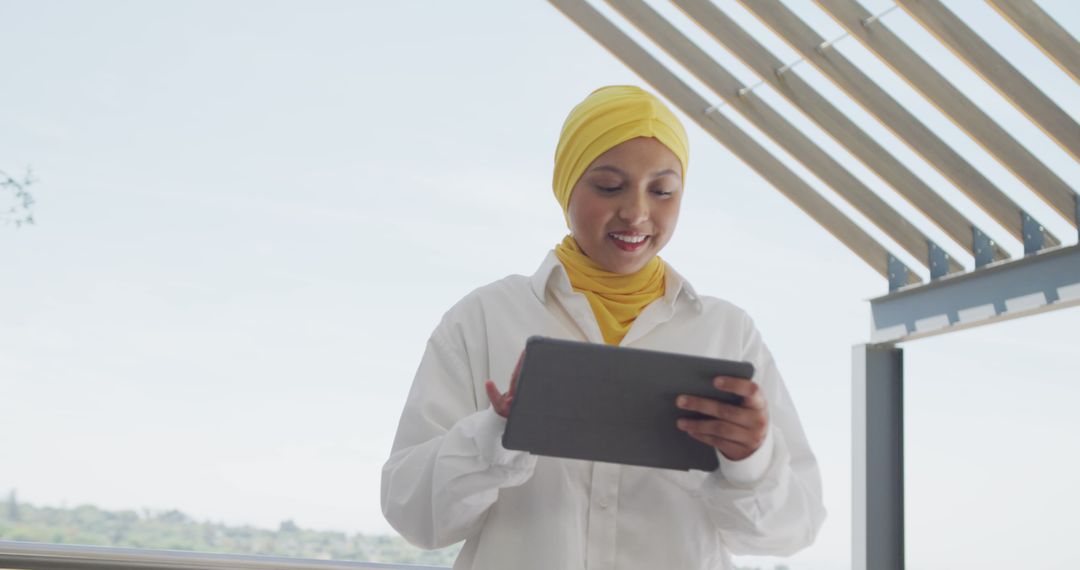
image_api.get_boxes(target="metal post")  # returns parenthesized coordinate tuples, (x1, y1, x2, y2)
(853, 344, 904, 570)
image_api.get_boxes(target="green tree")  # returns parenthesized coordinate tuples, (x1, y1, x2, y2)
(5, 489, 19, 521)
(0, 499, 461, 565)
(1, 167, 35, 228)
(278, 519, 299, 533)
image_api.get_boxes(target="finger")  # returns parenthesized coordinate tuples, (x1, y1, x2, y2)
(484, 379, 499, 401)
(677, 395, 761, 429)
(713, 377, 767, 411)
(705, 435, 755, 462)
(484, 380, 506, 413)
(684, 430, 754, 462)
(678, 418, 765, 450)
(685, 430, 750, 452)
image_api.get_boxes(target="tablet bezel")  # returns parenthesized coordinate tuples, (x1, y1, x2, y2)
(502, 336, 755, 471)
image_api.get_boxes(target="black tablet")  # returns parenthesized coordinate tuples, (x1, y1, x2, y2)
(502, 336, 755, 472)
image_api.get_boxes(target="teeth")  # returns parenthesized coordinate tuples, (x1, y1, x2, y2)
(610, 233, 647, 244)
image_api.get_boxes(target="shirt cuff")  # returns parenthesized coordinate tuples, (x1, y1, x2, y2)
(476, 407, 537, 469)
(718, 424, 775, 486)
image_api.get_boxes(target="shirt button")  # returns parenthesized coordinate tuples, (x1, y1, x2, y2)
(598, 498, 610, 509)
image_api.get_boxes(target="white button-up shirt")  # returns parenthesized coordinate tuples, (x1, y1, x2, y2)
(381, 251, 826, 569)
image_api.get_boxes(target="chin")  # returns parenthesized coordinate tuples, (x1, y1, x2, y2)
(582, 235, 663, 273)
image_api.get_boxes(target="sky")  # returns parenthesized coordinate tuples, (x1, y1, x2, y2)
(1, 1, 1078, 569)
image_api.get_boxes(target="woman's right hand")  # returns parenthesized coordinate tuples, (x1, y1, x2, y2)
(484, 349, 525, 418)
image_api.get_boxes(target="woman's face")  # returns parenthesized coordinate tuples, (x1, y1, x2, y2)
(567, 136, 683, 274)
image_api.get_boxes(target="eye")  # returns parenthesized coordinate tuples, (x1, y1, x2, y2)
(595, 185, 622, 193)
(652, 188, 675, 197)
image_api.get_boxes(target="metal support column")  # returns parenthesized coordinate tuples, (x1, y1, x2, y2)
(853, 344, 904, 570)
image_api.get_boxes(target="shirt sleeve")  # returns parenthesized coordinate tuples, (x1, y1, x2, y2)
(698, 313, 827, 556)
(380, 324, 538, 550)
(718, 420, 775, 485)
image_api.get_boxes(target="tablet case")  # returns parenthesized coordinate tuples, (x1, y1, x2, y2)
(502, 336, 755, 472)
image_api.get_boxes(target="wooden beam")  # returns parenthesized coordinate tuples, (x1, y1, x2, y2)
(898, 0, 1080, 163)
(671, 0, 1010, 263)
(734, 0, 1059, 249)
(987, 0, 1080, 85)
(817, 0, 1078, 228)
(546, 0, 920, 285)
(608, 0, 961, 274)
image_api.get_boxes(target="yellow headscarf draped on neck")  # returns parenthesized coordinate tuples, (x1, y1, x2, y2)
(551, 85, 689, 346)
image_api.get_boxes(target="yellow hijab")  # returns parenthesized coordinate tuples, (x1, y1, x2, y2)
(551, 86, 689, 345)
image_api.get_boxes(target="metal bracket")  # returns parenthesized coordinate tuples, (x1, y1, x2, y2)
(703, 101, 725, 115)
(1022, 211, 1045, 255)
(928, 241, 949, 280)
(871, 243, 1080, 343)
(887, 254, 909, 292)
(860, 5, 899, 27)
(775, 58, 804, 77)
(737, 80, 764, 98)
(973, 227, 994, 268)
(816, 32, 848, 53)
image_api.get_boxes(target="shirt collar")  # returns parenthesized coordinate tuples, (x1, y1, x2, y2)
(529, 250, 572, 302)
(529, 250, 703, 312)
(662, 261, 703, 312)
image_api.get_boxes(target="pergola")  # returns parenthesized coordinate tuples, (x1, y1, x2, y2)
(547, 1, 1080, 568)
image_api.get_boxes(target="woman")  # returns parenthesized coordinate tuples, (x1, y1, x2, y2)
(381, 85, 826, 569)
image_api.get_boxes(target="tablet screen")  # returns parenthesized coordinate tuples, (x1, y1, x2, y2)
(503, 336, 755, 471)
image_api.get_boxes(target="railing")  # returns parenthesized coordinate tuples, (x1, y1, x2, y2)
(0, 541, 449, 570)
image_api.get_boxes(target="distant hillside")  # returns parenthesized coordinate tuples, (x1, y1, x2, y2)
(0, 491, 794, 569)
(0, 490, 459, 566)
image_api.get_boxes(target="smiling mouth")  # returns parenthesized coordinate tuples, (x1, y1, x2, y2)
(608, 232, 650, 251)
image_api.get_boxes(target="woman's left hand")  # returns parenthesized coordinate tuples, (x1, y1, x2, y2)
(675, 376, 769, 461)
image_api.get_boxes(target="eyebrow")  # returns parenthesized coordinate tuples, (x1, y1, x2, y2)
(587, 165, 681, 179)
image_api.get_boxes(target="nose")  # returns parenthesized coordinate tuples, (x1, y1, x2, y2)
(618, 189, 649, 225)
